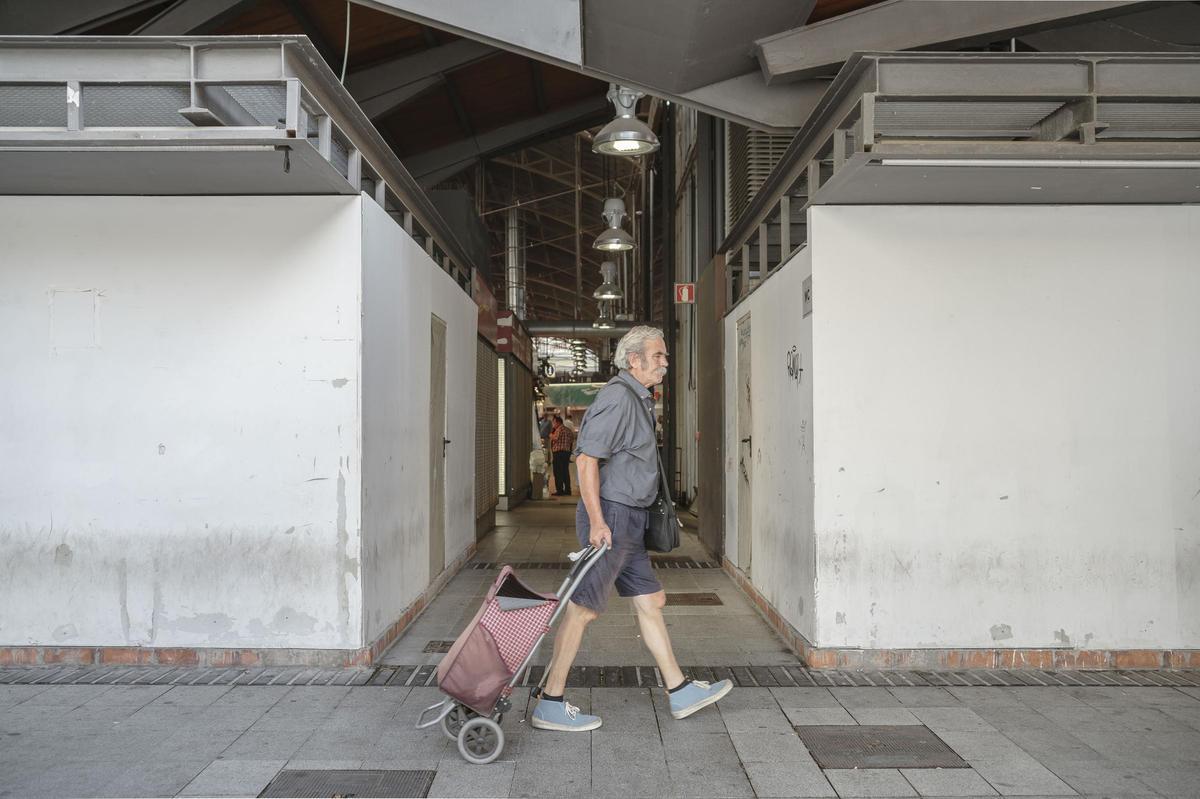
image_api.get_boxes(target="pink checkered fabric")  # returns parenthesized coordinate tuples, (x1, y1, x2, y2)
(480, 597, 558, 673)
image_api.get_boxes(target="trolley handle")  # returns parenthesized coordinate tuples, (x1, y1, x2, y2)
(565, 542, 608, 580)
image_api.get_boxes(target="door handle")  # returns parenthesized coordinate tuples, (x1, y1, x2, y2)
(740, 436, 752, 445)
(442, 438, 451, 457)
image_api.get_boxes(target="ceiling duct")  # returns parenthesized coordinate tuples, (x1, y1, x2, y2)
(505, 207, 526, 319)
(526, 320, 643, 339)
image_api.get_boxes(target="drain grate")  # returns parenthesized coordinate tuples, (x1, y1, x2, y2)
(795, 725, 968, 769)
(6, 666, 1200, 688)
(469, 557, 719, 570)
(422, 640, 454, 653)
(665, 592, 723, 606)
(651, 556, 720, 569)
(260, 769, 435, 798)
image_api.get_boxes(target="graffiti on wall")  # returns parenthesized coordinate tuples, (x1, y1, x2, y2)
(786, 346, 803, 384)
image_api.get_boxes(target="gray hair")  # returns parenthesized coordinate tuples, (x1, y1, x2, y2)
(614, 325, 665, 370)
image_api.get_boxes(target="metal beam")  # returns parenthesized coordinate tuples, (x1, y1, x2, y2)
(134, 0, 255, 35)
(0, 1, 163, 34)
(445, 77, 474, 138)
(530, 61, 547, 113)
(280, 0, 342, 69)
(681, 70, 830, 131)
(404, 97, 610, 185)
(755, 0, 1143, 83)
(345, 38, 496, 119)
(1020, 4, 1200, 53)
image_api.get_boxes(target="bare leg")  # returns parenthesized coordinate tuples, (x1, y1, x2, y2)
(632, 591, 685, 689)
(544, 601, 597, 696)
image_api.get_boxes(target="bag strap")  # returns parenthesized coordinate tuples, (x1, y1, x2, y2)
(615, 378, 674, 506)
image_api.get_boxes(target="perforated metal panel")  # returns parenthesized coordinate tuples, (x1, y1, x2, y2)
(476, 339, 499, 517)
(795, 725, 968, 769)
(83, 85, 193, 127)
(260, 769, 435, 798)
(665, 592, 723, 606)
(0, 86, 68, 126)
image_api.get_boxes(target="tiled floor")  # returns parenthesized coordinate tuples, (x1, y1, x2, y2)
(3, 680, 1199, 797)
(378, 496, 797, 667)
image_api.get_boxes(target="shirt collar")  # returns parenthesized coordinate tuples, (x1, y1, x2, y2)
(616, 369, 652, 399)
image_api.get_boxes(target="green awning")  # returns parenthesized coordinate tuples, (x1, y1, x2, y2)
(544, 382, 605, 408)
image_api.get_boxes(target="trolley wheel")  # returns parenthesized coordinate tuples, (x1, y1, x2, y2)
(441, 704, 477, 742)
(457, 717, 505, 765)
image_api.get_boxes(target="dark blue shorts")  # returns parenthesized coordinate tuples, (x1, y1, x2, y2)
(570, 498, 663, 613)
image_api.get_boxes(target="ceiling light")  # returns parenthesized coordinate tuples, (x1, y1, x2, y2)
(593, 197, 634, 252)
(593, 304, 616, 330)
(594, 261, 623, 301)
(593, 85, 659, 157)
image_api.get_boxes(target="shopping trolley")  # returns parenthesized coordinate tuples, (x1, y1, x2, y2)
(415, 543, 608, 764)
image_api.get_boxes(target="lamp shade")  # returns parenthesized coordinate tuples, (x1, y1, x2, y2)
(593, 114, 659, 156)
(593, 225, 634, 252)
(593, 261, 624, 300)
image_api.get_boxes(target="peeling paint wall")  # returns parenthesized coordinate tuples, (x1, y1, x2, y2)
(810, 205, 1200, 650)
(723, 246, 817, 642)
(359, 199, 477, 644)
(0, 195, 364, 649)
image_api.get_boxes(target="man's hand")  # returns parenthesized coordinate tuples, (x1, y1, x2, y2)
(589, 522, 613, 550)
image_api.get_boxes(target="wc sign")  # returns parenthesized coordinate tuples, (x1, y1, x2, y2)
(674, 283, 696, 304)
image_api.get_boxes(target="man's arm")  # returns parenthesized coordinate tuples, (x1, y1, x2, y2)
(576, 454, 611, 549)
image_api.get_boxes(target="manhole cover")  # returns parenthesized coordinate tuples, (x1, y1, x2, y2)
(260, 769, 435, 798)
(422, 640, 455, 653)
(665, 592, 723, 606)
(795, 725, 968, 769)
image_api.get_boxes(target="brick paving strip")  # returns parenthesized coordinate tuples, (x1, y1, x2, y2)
(3, 665, 1198, 689)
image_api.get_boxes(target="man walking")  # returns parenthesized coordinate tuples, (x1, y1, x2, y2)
(531, 326, 732, 731)
(549, 414, 575, 496)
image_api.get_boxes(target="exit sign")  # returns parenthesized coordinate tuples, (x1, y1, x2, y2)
(674, 283, 695, 304)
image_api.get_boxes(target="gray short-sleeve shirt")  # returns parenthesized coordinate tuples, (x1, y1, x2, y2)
(573, 370, 659, 507)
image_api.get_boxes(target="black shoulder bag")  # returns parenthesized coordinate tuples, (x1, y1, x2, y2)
(617, 381, 681, 553)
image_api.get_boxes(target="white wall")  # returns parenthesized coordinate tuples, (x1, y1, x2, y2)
(724, 246, 816, 641)
(0, 196, 365, 649)
(811, 205, 1200, 650)
(360, 199, 477, 644)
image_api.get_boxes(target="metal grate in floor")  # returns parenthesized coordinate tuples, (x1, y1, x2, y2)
(664, 592, 724, 606)
(259, 769, 435, 798)
(4, 665, 1200, 689)
(422, 640, 455, 653)
(796, 725, 968, 769)
(469, 557, 719, 570)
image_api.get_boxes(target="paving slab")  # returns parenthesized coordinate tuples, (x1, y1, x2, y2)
(740, 758, 837, 798)
(969, 757, 1077, 796)
(429, 760, 517, 798)
(1040, 759, 1157, 795)
(786, 706, 858, 726)
(899, 767, 998, 797)
(93, 758, 211, 798)
(848, 708, 922, 725)
(179, 758, 286, 797)
(824, 768, 918, 797)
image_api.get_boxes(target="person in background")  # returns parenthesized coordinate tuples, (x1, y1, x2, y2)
(538, 412, 552, 450)
(549, 414, 575, 496)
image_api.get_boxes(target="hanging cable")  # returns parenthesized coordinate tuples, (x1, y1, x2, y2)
(339, 1, 351, 83)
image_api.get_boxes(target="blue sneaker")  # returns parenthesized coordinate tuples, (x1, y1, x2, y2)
(530, 698, 602, 732)
(669, 679, 733, 720)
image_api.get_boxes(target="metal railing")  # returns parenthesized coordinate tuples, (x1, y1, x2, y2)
(0, 35, 477, 293)
(719, 51, 1200, 308)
